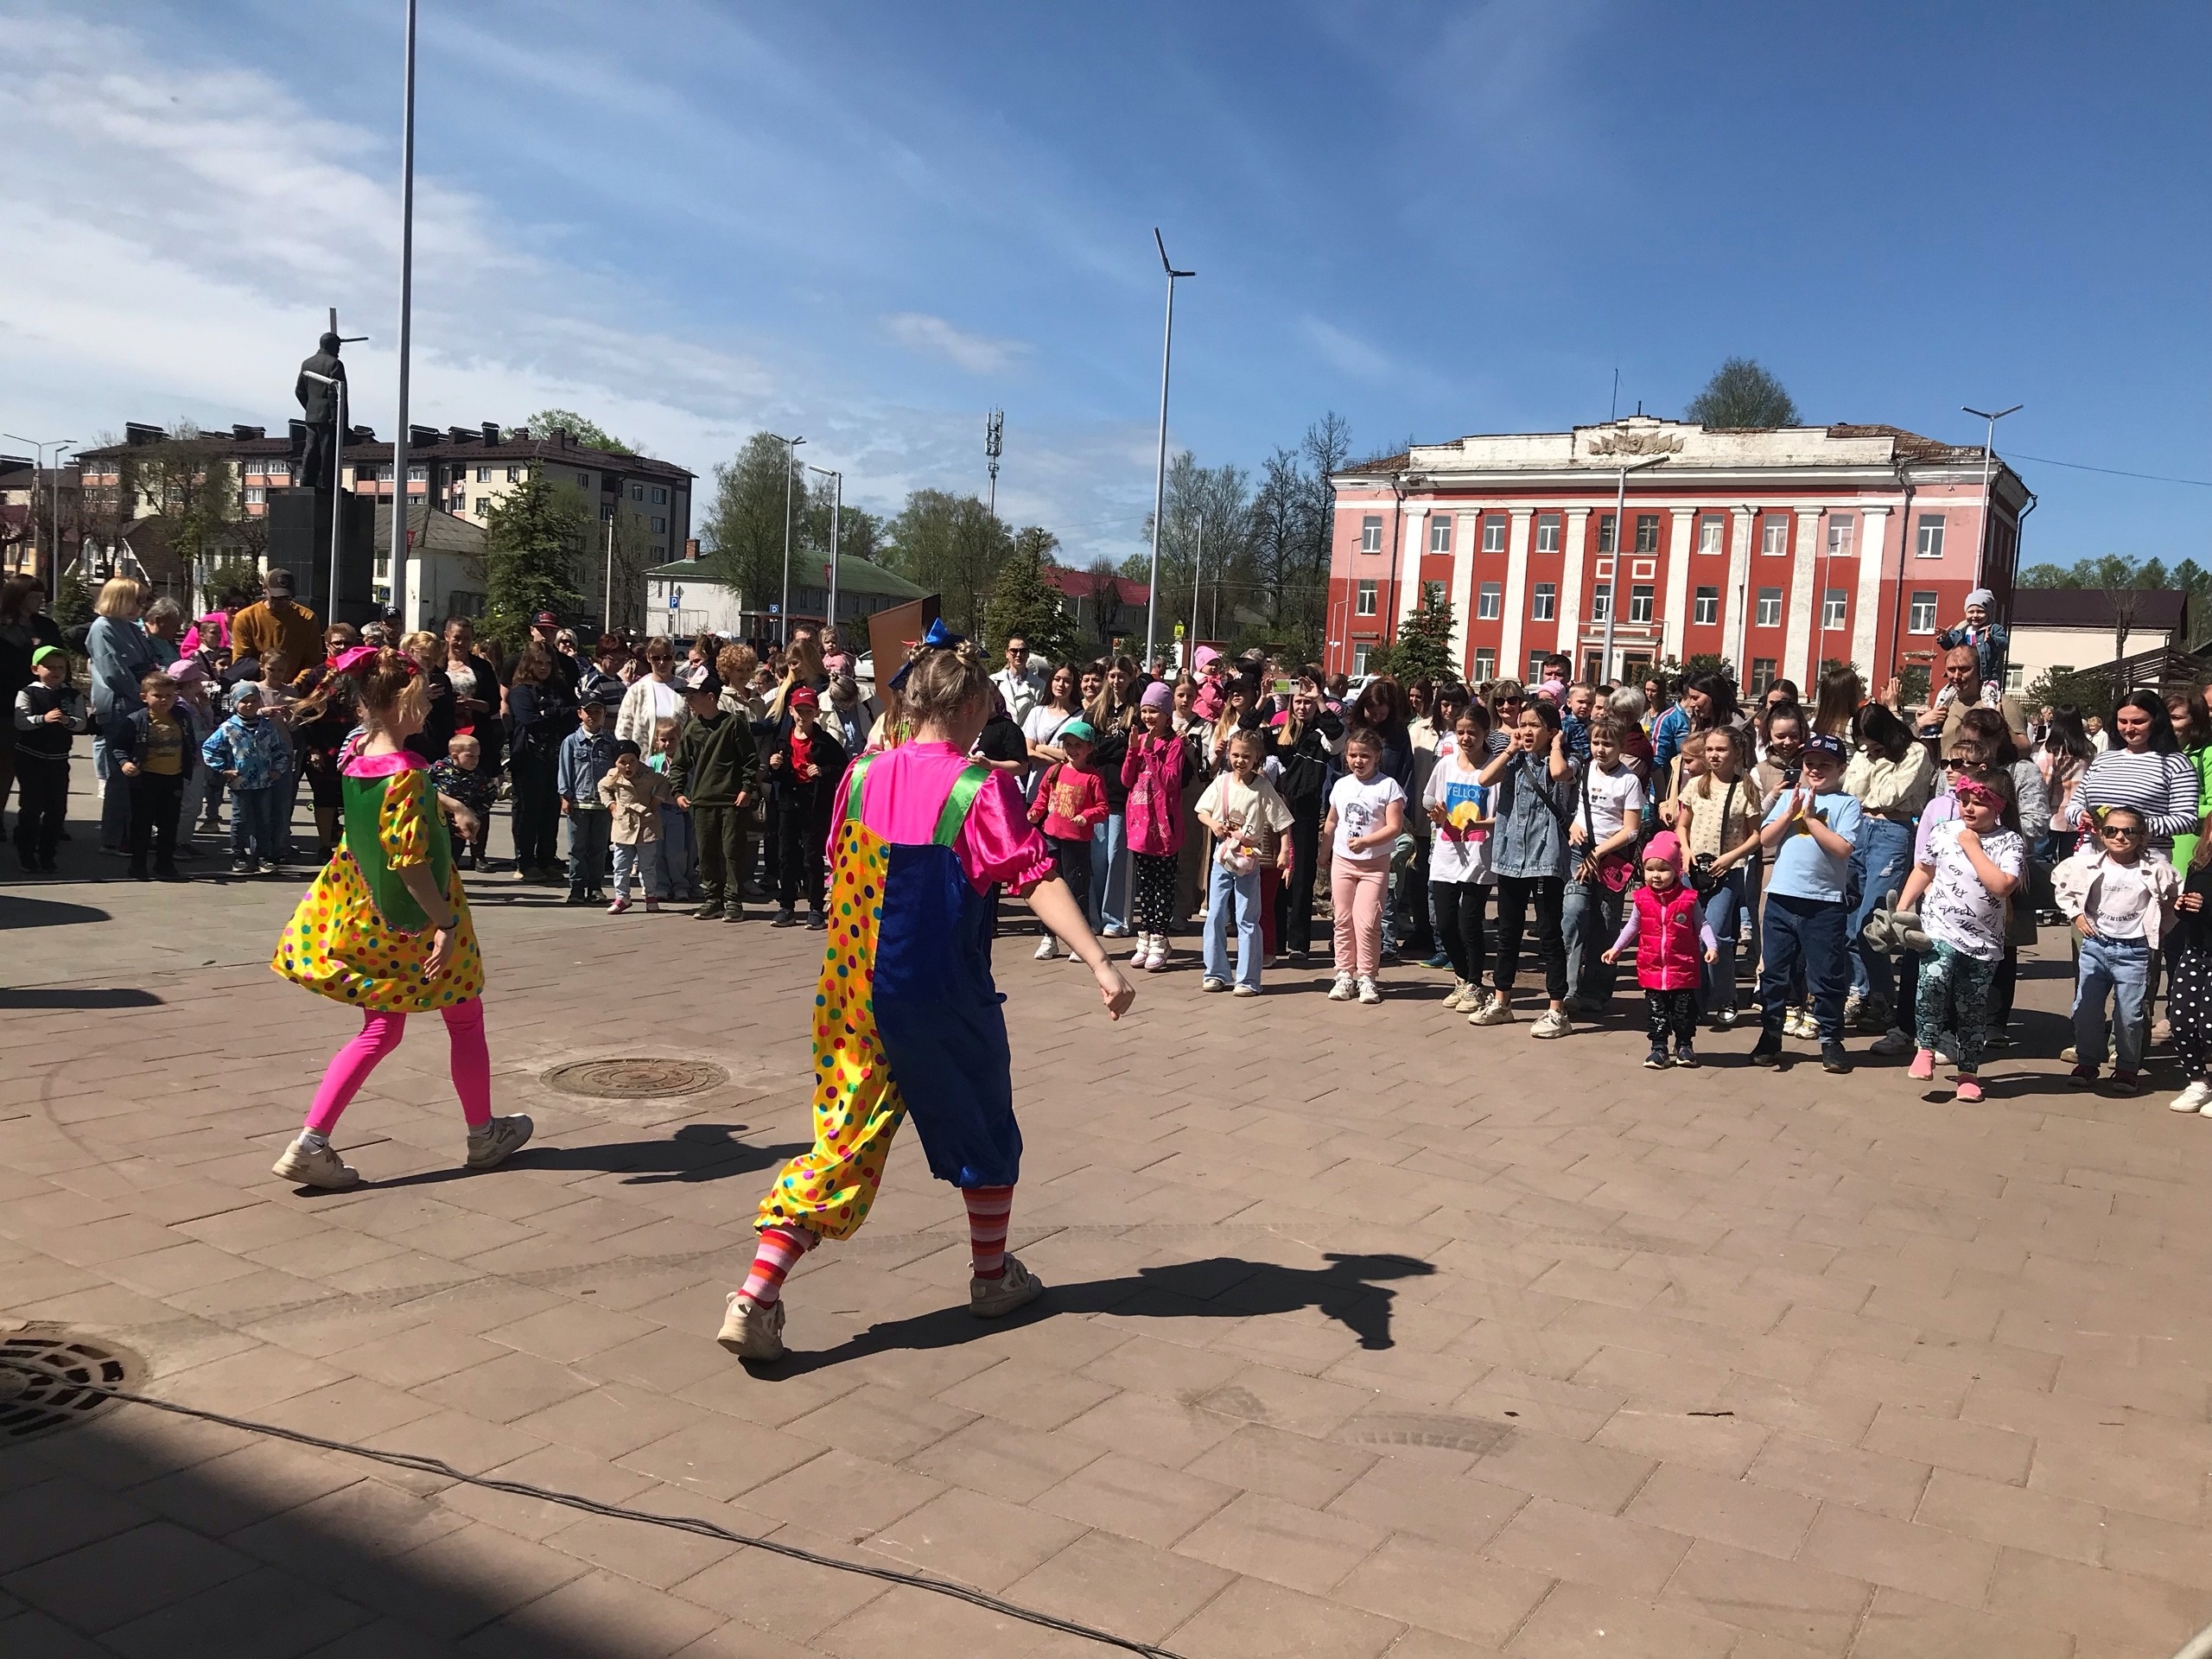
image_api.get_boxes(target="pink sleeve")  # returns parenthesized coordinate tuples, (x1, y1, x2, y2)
(957, 768, 1056, 893)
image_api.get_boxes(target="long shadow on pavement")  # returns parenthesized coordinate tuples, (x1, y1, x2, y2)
(766, 1251, 1436, 1376)
(370, 1123, 808, 1191)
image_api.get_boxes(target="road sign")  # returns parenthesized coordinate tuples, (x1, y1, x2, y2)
(1173, 622, 1185, 639)
(667, 584, 681, 610)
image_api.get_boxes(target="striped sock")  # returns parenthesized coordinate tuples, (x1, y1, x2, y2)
(740, 1225, 816, 1306)
(964, 1185, 1014, 1280)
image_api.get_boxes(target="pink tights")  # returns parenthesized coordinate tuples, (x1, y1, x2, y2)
(306, 999, 492, 1134)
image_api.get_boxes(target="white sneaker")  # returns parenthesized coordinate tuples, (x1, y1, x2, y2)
(1033, 936, 1059, 961)
(1328, 972, 1357, 1001)
(970, 1254, 1045, 1319)
(1868, 1027, 1915, 1057)
(716, 1293, 786, 1360)
(2171, 1079, 2212, 1114)
(1231, 982, 1258, 998)
(1145, 940, 1169, 972)
(465, 1114, 534, 1170)
(1440, 981, 1469, 1012)
(1202, 976, 1229, 993)
(271, 1136, 360, 1190)
(1357, 976, 1382, 1005)
(1531, 1008, 1573, 1039)
(1469, 991, 1515, 1026)
(1102, 923, 1130, 938)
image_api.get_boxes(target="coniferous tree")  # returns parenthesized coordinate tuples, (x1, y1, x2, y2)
(481, 470, 587, 646)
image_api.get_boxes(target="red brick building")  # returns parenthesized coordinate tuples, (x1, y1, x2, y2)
(1325, 418, 2031, 694)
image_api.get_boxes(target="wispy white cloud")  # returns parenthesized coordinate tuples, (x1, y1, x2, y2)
(1299, 317, 1395, 383)
(883, 313, 1027, 377)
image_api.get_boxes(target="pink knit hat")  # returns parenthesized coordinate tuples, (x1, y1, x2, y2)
(1140, 679, 1174, 712)
(1643, 830, 1684, 873)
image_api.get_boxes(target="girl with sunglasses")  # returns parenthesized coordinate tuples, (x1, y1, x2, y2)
(1894, 767, 2025, 1102)
(2055, 804, 2179, 1094)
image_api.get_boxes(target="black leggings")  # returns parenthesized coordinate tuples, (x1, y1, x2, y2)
(1277, 804, 1324, 957)
(1647, 989, 1698, 1047)
(1493, 874, 1567, 1000)
(1131, 850, 1178, 935)
(1431, 878, 1487, 986)
(1052, 835, 1092, 922)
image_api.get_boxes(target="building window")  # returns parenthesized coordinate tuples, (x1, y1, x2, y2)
(1429, 518, 1452, 555)
(1762, 518, 1789, 556)
(506, 465, 523, 482)
(476, 465, 491, 483)
(1916, 514, 1946, 558)
(243, 486, 265, 505)
(1477, 582, 1503, 620)
(1472, 648, 1497, 682)
(1528, 650, 1548, 682)
(1634, 513, 1659, 553)
(1699, 514, 1723, 555)
(266, 461, 291, 481)
(1535, 513, 1560, 553)
(1482, 517, 1505, 553)
(408, 464, 427, 483)
(575, 471, 590, 487)
(1694, 586, 1718, 626)
(1822, 588, 1848, 629)
(630, 483, 645, 501)
(1355, 581, 1378, 617)
(1751, 658, 1778, 696)
(1530, 582, 1556, 621)
(1909, 590, 1938, 632)
(453, 494, 467, 513)
(1352, 643, 1373, 675)
(652, 516, 667, 534)
(1756, 587, 1783, 628)
(1360, 515, 1382, 553)
(1590, 582, 1611, 622)
(1629, 584, 1654, 624)
(1827, 515, 1854, 557)
(652, 486, 667, 505)
(1597, 512, 1615, 554)
(600, 503, 615, 521)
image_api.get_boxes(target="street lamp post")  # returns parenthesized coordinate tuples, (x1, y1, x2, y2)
(1962, 403, 2022, 590)
(772, 434, 805, 645)
(1143, 228, 1194, 673)
(808, 464, 842, 634)
(1599, 454, 1669, 683)
(387, 0, 419, 631)
(3, 435, 74, 588)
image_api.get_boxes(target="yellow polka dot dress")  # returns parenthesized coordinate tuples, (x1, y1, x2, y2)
(272, 751, 485, 1014)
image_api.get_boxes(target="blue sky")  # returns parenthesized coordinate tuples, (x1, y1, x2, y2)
(2, 1, 2206, 569)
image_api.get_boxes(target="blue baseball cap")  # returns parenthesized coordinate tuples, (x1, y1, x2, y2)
(1801, 733, 1845, 761)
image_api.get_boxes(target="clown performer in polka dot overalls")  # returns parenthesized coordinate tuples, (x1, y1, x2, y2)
(718, 624, 1135, 1362)
(268, 646, 534, 1190)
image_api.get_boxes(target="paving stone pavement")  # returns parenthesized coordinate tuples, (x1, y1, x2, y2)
(5, 789, 2212, 1656)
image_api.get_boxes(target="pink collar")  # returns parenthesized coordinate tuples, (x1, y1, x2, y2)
(346, 748, 426, 779)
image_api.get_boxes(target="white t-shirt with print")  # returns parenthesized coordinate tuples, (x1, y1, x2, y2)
(1328, 772, 1405, 866)
(1423, 755, 1493, 885)
(1196, 772, 1294, 860)
(1919, 819, 2026, 962)
(1578, 761, 1647, 844)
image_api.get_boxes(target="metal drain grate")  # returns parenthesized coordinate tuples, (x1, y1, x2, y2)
(541, 1058, 729, 1099)
(0, 1328, 137, 1441)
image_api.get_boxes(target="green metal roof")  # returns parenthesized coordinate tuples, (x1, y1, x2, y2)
(645, 555, 925, 599)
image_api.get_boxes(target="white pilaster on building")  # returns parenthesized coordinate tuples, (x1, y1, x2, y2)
(1850, 505, 1891, 679)
(1446, 510, 1478, 675)
(1784, 508, 1821, 689)
(1724, 507, 1754, 676)
(1399, 507, 1428, 631)
(1500, 507, 1534, 686)
(1558, 507, 1590, 671)
(1661, 507, 1696, 663)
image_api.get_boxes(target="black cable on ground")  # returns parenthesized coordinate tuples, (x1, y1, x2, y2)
(8, 1363, 1190, 1659)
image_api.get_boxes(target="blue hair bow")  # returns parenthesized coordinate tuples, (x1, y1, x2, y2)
(887, 617, 964, 691)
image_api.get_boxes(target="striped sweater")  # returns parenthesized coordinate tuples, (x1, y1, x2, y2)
(2068, 747, 2200, 845)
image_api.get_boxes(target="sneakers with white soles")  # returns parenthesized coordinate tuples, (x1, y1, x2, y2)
(271, 1137, 360, 1190)
(2170, 1079, 2212, 1114)
(1531, 1008, 1572, 1039)
(1328, 972, 1356, 1001)
(716, 1294, 786, 1360)
(465, 1114, 534, 1170)
(970, 1254, 1044, 1319)
(1357, 976, 1382, 1005)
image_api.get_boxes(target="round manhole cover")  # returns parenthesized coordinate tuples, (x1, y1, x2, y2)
(542, 1058, 729, 1099)
(0, 1329, 138, 1441)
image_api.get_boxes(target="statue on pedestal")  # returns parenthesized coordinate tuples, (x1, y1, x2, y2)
(296, 332, 347, 493)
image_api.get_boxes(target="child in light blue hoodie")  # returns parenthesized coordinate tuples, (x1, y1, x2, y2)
(201, 683, 294, 874)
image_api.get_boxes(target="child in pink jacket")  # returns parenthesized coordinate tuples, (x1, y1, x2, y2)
(1602, 830, 1719, 1070)
(1121, 680, 1188, 971)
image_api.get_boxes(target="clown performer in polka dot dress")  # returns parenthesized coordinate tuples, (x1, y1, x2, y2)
(268, 646, 534, 1189)
(718, 623, 1135, 1362)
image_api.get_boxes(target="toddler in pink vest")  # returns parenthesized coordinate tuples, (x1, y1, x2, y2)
(1602, 830, 1719, 1069)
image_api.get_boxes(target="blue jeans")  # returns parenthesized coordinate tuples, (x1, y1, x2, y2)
(654, 802, 696, 898)
(567, 809, 611, 894)
(2075, 934, 2152, 1074)
(611, 840, 662, 899)
(1562, 874, 1625, 1007)
(230, 784, 286, 864)
(1090, 811, 1128, 931)
(96, 716, 133, 849)
(1202, 860, 1264, 990)
(1847, 816, 1914, 1003)
(1757, 893, 1850, 1042)
(1700, 865, 1749, 1010)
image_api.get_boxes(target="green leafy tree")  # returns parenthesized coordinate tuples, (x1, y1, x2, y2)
(201, 556, 264, 612)
(49, 573, 93, 632)
(518, 409, 631, 454)
(884, 489, 1008, 635)
(1375, 591, 1456, 684)
(983, 529, 1079, 664)
(1684, 357, 1801, 429)
(702, 433, 807, 619)
(481, 471, 587, 647)
(1677, 652, 1737, 682)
